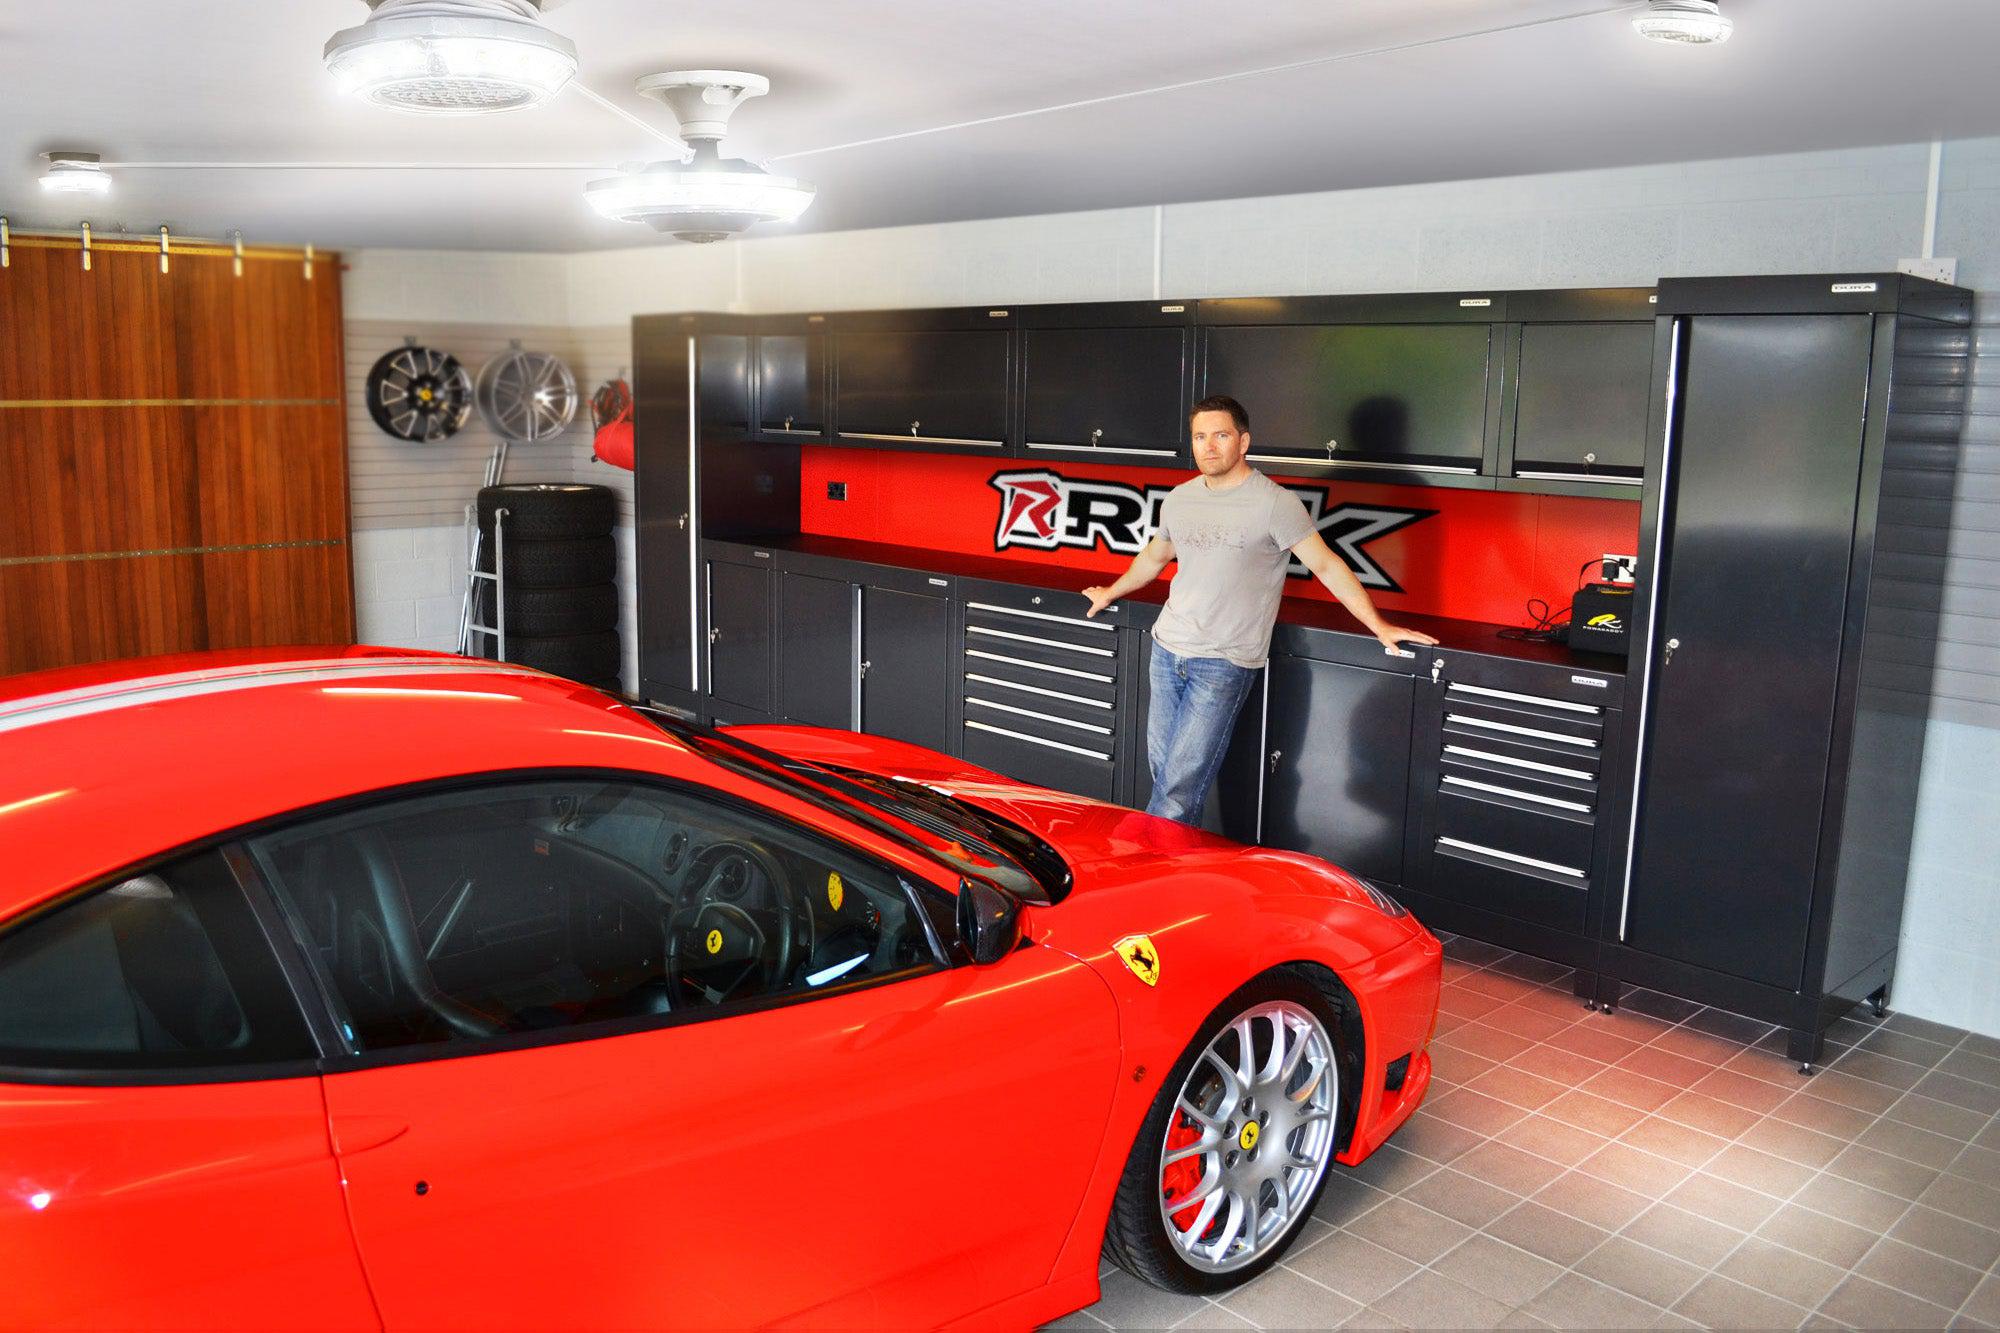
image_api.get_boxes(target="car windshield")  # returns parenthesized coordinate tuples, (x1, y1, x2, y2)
(631, 707, 1072, 905)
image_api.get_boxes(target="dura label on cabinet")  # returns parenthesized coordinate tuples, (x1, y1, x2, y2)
(988, 468, 1433, 592)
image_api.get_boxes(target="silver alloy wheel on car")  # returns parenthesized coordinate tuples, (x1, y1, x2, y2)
(1156, 999, 1339, 1273)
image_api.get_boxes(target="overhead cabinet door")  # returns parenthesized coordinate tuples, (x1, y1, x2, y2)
(834, 330, 1009, 449)
(756, 334, 827, 440)
(1021, 326, 1189, 463)
(1625, 314, 1872, 990)
(697, 334, 751, 440)
(1511, 322, 1654, 484)
(1204, 324, 1491, 474)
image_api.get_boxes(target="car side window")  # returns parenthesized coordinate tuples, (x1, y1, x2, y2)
(0, 849, 316, 1074)
(246, 778, 946, 1054)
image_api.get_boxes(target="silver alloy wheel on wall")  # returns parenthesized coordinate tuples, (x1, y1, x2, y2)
(1156, 999, 1339, 1273)
(475, 347, 579, 443)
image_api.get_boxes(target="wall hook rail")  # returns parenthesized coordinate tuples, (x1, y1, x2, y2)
(159, 226, 171, 274)
(80, 222, 91, 272)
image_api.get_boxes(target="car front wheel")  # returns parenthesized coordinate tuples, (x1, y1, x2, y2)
(1103, 968, 1349, 1293)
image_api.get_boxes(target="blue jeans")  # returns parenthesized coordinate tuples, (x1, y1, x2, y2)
(1146, 645, 1258, 825)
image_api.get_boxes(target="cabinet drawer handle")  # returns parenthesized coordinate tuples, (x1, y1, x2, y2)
(965, 719, 1111, 761)
(1442, 774, 1592, 813)
(1437, 836, 1587, 879)
(965, 648, 1113, 684)
(1443, 744, 1592, 781)
(965, 625, 1116, 657)
(1445, 713, 1598, 748)
(966, 696, 1113, 735)
(965, 672, 1111, 709)
(966, 600, 1115, 631)
(1445, 682, 1601, 715)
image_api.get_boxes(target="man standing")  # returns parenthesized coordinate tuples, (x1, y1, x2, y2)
(1082, 396, 1438, 825)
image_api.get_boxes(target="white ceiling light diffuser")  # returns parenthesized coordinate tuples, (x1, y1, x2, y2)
(40, 152, 110, 195)
(1632, 0, 1734, 45)
(324, 0, 577, 114)
(586, 71, 815, 243)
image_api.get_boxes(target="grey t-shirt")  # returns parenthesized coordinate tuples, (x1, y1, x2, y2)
(1152, 469, 1315, 669)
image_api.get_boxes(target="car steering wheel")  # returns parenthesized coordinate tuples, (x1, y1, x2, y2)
(664, 841, 810, 1006)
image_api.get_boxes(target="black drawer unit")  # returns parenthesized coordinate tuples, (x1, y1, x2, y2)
(956, 579, 1127, 802)
(1405, 655, 1624, 968)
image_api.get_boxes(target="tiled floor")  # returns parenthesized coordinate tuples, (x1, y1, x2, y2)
(1058, 934, 2000, 1331)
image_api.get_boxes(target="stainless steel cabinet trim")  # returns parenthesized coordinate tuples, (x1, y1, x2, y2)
(838, 430, 1004, 448)
(1513, 470, 1644, 486)
(686, 336, 700, 687)
(849, 584, 863, 730)
(966, 600, 1116, 632)
(763, 427, 824, 437)
(1442, 774, 1593, 813)
(1438, 835, 1588, 879)
(1443, 744, 1594, 780)
(1445, 682, 1602, 715)
(964, 718, 1112, 761)
(965, 695, 1115, 735)
(966, 625, 1116, 657)
(1446, 713, 1599, 748)
(1620, 318, 1681, 942)
(1025, 442, 1176, 457)
(1247, 454, 1479, 475)
(965, 671, 1112, 709)
(965, 648, 1113, 683)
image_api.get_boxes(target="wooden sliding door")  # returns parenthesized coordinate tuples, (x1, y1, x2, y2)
(0, 235, 352, 675)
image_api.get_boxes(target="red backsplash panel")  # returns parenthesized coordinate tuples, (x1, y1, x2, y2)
(798, 449, 1639, 626)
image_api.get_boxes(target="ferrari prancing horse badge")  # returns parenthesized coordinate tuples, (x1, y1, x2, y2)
(1114, 935, 1160, 987)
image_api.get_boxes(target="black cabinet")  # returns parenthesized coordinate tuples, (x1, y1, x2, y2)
(697, 333, 751, 440)
(635, 318, 697, 702)
(862, 587, 951, 751)
(777, 571, 856, 728)
(705, 555, 775, 716)
(1020, 321, 1190, 466)
(1509, 322, 1654, 486)
(756, 333, 827, 441)
(1261, 655, 1415, 887)
(1126, 633, 1263, 838)
(1626, 314, 1872, 991)
(834, 326, 1010, 452)
(1202, 323, 1493, 477)
(1612, 274, 1973, 1065)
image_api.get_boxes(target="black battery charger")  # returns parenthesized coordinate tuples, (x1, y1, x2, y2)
(1565, 583, 1633, 655)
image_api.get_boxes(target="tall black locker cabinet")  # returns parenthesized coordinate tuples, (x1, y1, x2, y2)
(1608, 275, 1971, 1067)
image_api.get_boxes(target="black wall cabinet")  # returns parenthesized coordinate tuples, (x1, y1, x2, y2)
(697, 334, 751, 439)
(756, 334, 827, 441)
(1510, 322, 1654, 484)
(1202, 324, 1493, 477)
(834, 328, 1010, 451)
(1020, 323, 1190, 464)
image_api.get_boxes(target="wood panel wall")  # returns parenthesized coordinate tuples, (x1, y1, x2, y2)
(0, 235, 352, 675)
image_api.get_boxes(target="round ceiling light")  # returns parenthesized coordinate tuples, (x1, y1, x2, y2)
(324, 0, 577, 115)
(40, 152, 111, 195)
(1632, 0, 1734, 45)
(585, 71, 815, 243)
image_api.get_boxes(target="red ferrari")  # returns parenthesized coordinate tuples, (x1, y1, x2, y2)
(0, 647, 1439, 1330)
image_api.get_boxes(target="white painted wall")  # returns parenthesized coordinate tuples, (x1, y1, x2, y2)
(343, 135, 2000, 1037)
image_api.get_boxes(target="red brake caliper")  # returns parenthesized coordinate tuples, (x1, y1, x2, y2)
(1161, 1113, 1207, 1232)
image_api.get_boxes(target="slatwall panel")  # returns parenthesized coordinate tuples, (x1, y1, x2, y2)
(346, 320, 632, 529)
(0, 237, 351, 675)
(1865, 304, 2000, 729)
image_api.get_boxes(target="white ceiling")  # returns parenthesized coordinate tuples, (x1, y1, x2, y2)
(3, 0, 1999, 253)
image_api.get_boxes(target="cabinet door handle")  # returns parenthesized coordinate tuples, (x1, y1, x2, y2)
(1268, 748, 1283, 775)
(1663, 636, 1680, 665)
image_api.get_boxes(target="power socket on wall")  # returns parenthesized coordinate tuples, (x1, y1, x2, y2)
(826, 481, 847, 501)
(1600, 554, 1637, 585)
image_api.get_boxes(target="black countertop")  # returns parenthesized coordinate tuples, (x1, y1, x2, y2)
(708, 532, 1628, 680)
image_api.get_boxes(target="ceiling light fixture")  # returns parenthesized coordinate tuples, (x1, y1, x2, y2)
(324, 0, 577, 114)
(1632, 0, 1734, 45)
(40, 152, 111, 195)
(585, 71, 815, 243)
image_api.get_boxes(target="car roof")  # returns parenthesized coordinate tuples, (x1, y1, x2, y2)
(0, 646, 720, 919)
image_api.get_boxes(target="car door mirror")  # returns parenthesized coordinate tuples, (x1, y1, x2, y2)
(956, 876, 1021, 966)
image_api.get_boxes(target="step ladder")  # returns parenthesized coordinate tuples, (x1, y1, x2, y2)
(456, 440, 510, 659)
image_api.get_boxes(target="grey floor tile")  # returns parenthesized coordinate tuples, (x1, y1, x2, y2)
(1754, 1201, 1884, 1270)
(1623, 1201, 1748, 1268)
(1344, 1197, 1476, 1265)
(1854, 1237, 1985, 1312)
(1215, 1265, 1361, 1330)
(1430, 1233, 1565, 1308)
(1887, 1204, 2000, 1272)
(1817, 1274, 1957, 1331)
(1483, 1200, 1611, 1267)
(1521, 1272, 1672, 1330)
(1371, 1269, 1512, 1331)
(1573, 1234, 1705, 1309)
(1399, 1167, 1522, 1229)
(1169, 1301, 1257, 1330)
(1714, 1234, 1849, 1310)
(1087, 1270, 1221, 1330)
(1285, 1228, 1422, 1306)
(1670, 1274, 1812, 1330)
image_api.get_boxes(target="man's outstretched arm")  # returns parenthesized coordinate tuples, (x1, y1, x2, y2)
(1290, 532, 1440, 654)
(1081, 535, 1174, 617)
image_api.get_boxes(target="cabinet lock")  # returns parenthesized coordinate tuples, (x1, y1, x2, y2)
(784, 416, 795, 431)
(1324, 439, 1339, 458)
(859, 660, 871, 679)
(708, 627, 721, 644)
(1090, 428, 1104, 444)
(676, 513, 689, 531)
(909, 420, 921, 436)
(1431, 658, 1445, 684)
(1663, 637, 1680, 665)
(1267, 749, 1283, 775)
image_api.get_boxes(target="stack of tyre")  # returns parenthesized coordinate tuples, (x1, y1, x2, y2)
(474, 483, 621, 693)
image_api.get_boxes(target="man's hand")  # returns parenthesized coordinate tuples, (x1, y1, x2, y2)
(1081, 586, 1118, 618)
(1373, 622, 1439, 654)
